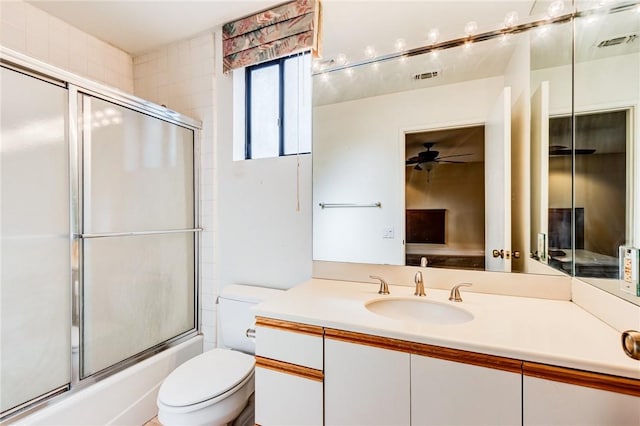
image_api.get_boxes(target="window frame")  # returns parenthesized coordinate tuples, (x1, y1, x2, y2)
(245, 51, 310, 159)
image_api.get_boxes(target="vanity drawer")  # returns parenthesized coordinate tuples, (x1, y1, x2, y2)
(255, 317, 324, 370)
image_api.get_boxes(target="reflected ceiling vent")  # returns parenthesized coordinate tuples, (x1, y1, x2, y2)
(414, 70, 441, 80)
(597, 33, 638, 48)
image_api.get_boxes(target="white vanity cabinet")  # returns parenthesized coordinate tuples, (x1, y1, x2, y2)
(254, 316, 640, 426)
(522, 363, 640, 426)
(411, 354, 522, 426)
(254, 318, 324, 426)
(324, 334, 411, 425)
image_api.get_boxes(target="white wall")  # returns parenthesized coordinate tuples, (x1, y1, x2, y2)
(313, 76, 506, 265)
(0, 0, 133, 93)
(213, 30, 313, 293)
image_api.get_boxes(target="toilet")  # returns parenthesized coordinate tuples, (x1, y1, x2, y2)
(157, 284, 282, 426)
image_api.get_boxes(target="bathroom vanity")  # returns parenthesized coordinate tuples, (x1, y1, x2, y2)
(253, 279, 640, 426)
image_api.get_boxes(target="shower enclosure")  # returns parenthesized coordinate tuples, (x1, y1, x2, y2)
(1, 51, 201, 419)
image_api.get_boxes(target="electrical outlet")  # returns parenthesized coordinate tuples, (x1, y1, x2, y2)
(383, 227, 394, 239)
(619, 246, 639, 295)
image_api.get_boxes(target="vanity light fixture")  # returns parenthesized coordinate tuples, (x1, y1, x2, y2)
(464, 21, 478, 36)
(504, 11, 519, 28)
(394, 38, 407, 52)
(427, 28, 440, 45)
(547, 0, 565, 19)
(335, 53, 348, 66)
(314, 9, 574, 76)
(364, 45, 377, 59)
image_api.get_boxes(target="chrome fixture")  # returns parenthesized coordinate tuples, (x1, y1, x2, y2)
(621, 330, 640, 360)
(319, 202, 381, 209)
(449, 283, 472, 302)
(370, 275, 390, 295)
(414, 272, 426, 297)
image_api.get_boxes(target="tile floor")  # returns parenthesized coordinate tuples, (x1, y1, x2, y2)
(143, 415, 161, 426)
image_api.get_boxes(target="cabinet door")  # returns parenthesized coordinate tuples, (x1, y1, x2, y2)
(411, 354, 521, 426)
(255, 366, 323, 426)
(523, 376, 640, 426)
(325, 338, 410, 426)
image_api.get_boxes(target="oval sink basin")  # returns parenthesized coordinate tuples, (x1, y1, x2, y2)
(365, 298, 474, 325)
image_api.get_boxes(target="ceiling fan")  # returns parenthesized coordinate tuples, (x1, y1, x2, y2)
(406, 142, 472, 170)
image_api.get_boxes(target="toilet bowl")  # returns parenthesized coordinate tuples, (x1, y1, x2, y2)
(157, 349, 254, 426)
(156, 284, 283, 426)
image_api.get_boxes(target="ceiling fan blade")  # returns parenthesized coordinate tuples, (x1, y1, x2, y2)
(436, 160, 467, 164)
(436, 153, 473, 159)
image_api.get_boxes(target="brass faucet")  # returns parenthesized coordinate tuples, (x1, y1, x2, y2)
(370, 275, 390, 295)
(414, 271, 426, 296)
(449, 283, 472, 302)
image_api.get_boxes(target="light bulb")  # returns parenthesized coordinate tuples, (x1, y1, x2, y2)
(427, 28, 440, 45)
(312, 60, 321, 72)
(504, 11, 518, 28)
(335, 53, 347, 66)
(394, 38, 406, 52)
(364, 45, 376, 59)
(547, 0, 565, 18)
(464, 21, 478, 36)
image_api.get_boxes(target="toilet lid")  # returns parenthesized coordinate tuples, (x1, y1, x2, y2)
(158, 348, 254, 407)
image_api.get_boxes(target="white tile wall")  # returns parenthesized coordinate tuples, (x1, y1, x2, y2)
(0, 0, 133, 93)
(132, 32, 217, 351)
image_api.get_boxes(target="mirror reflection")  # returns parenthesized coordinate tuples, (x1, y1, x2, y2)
(405, 127, 485, 271)
(312, 0, 640, 305)
(313, 27, 529, 272)
(572, 4, 639, 303)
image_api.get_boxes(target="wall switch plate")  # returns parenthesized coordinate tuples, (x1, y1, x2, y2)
(382, 227, 394, 239)
(619, 246, 639, 295)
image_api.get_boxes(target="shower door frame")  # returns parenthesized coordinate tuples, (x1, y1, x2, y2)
(1, 47, 203, 421)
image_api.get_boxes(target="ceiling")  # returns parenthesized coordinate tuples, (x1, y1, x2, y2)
(27, 0, 547, 57)
(27, 0, 282, 55)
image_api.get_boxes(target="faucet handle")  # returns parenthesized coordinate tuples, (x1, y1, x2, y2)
(370, 275, 390, 295)
(449, 283, 472, 302)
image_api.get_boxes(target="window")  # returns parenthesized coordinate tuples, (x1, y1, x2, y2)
(245, 52, 311, 159)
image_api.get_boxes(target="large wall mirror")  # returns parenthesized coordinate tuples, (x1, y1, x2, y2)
(312, 1, 640, 306)
(531, 2, 640, 304)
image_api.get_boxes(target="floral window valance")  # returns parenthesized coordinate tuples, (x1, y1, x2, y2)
(222, 0, 322, 73)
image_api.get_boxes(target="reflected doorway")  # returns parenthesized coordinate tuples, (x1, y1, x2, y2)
(405, 125, 485, 270)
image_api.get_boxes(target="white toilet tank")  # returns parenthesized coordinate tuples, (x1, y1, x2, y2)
(218, 284, 283, 354)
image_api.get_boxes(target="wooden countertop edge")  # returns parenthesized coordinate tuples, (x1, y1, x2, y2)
(523, 361, 640, 397)
(256, 316, 324, 337)
(255, 355, 324, 382)
(324, 327, 523, 374)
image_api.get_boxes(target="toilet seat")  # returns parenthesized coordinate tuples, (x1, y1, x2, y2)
(157, 348, 254, 410)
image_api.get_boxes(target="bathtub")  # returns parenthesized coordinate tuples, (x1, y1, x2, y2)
(12, 336, 203, 425)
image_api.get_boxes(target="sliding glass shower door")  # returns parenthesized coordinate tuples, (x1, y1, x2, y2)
(1, 58, 199, 419)
(0, 66, 71, 413)
(79, 95, 196, 377)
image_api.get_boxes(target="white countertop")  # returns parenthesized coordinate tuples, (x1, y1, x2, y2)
(254, 279, 640, 380)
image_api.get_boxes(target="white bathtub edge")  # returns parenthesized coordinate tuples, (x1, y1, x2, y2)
(13, 336, 203, 426)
